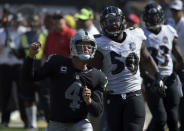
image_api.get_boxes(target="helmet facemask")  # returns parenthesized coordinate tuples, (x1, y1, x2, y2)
(101, 14, 124, 37)
(143, 3, 165, 30)
(100, 6, 126, 38)
(75, 40, 96, 61)
(70, 30, 97, 61)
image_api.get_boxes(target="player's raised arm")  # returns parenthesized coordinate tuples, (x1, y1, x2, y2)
(22, 41, 55, 82)
(28, 42, 42, 59)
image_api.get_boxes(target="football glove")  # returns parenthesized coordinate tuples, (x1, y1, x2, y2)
(152, 72, 167, 97)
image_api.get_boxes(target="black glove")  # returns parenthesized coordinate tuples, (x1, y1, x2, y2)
(152, 72, 167, 97)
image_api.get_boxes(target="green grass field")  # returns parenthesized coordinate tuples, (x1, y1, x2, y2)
(0, 127, 44, 131)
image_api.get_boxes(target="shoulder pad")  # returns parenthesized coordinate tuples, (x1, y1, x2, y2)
(94, 34, 102, 38)
(167, 25, 177, 33)
(46, 54, 57, 63)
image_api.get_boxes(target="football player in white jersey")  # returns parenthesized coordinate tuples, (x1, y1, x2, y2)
(91, 6, 166, 131)
(142, 2, 184, 131)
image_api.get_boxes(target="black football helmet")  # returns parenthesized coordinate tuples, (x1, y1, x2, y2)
(143, 2, 165, 30)
(100, 6, 126, 38)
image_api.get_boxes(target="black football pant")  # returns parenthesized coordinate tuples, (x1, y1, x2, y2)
(104, 90, 145, 131)
(179, 87, 184, 131)
(145, 74, 180, 131)
(177, 70, 184, 131)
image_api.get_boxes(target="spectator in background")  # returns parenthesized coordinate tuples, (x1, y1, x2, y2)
(43, 14, 75, 58)
(75, 8, 99, 35)
(64, 15, 76, 30)
(0, 13, 28, 128)
(170, 1, 184, 131)
(42, 14, 55, 35)
(127, 14, 140, 28)
(16, 13, 28, 35)
(20, 14, 49, 129)
(170, 0, 184, 56)
(2, 4, 11, 18)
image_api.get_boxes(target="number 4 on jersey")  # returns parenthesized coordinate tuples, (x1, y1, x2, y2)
(65, 82, 82, 111)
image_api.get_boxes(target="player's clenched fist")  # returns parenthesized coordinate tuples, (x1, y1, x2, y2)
(29, 42, 41, 59)
(82, 86, 92, 105)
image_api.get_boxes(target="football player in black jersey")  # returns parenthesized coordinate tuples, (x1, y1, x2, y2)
(22, 30, 108, 131)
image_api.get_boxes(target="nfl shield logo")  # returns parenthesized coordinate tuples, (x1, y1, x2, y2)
(162, 36, 168, 44)
(129, 43, 136, 51)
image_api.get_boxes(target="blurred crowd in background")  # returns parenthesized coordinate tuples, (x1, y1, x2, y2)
(0, 0, 183, 130)
(0, 0, 183, 32)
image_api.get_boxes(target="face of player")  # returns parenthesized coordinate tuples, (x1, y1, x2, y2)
(103, 15, 122, 33)
(76, 41, 93, 55)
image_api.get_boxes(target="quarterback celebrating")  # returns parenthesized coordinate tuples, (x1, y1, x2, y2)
(91, 6, 166, 131)
(22, 30, 107, 131)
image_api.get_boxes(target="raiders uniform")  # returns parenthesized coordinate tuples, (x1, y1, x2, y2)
(96, 27, 146, 94)
(142, 24, 178, 76)
(22, 55, 107, 123)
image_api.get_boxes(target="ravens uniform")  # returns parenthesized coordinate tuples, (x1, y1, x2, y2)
(142, 2, 184, 131)
(92, 6, 165, 131)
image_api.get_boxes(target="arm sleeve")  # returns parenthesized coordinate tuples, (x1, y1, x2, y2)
(22, 55, 54, 82)
(87, 72, 108, 117)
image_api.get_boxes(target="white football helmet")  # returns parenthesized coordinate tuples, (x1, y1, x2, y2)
(70, 29, 97, 60)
